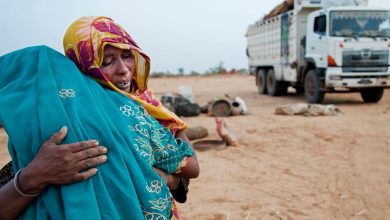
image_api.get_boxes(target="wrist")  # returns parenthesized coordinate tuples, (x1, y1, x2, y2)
(18, 166, 47, 195)
(168, 175, 180, 190)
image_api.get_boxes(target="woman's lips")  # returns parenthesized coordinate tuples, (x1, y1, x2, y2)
(114, 80, 130, 90)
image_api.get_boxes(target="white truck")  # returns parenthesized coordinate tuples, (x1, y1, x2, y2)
(246, 0, 390, 103)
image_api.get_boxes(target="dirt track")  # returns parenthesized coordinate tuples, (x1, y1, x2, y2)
(149, 74, 390, 220)
(1, 74, 390, 219)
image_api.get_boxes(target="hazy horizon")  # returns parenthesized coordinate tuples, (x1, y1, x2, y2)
(1, 0, 388, 73)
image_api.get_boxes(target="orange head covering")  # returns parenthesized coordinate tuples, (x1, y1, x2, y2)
(63, 16, 187, 133)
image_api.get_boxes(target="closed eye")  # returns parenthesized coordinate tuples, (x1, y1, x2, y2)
(102, 57, 114, 67)
(122, 50, 134, 59)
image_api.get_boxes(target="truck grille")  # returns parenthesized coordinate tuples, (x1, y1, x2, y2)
(342, 50, 389, 72)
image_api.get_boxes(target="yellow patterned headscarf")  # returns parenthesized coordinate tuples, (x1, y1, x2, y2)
(63, 16, 187, 133)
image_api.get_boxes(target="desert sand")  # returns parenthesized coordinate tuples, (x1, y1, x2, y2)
(1, 74, 390, 219)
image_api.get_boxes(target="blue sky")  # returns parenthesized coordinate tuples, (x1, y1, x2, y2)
(0, 0, 388, 73)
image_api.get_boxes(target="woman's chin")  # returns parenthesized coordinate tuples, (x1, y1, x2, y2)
(118, 86, 130, 92)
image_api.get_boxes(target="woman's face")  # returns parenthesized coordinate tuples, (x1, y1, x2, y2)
(101, 45, 135, 93)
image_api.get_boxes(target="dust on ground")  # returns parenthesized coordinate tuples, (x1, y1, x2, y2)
(1, 74, 390, 219)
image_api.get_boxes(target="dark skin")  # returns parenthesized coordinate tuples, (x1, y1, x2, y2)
(0, 46, 199, 219)
(0, 129, 199, 220)
(0, 126, 108, 220)
(100, 45, 199, 184)
(174, 130, 199, 179)
(158, 129, 199, 190)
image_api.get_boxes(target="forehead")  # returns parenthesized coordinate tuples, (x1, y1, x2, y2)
(103, 45, 123, 56)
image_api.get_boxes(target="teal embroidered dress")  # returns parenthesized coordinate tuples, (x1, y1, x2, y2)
(0, 46, 193, 219)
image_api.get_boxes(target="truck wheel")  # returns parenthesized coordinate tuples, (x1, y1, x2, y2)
(266, 69, 285, 96)
(360, 88, 384, 103)
(304, 69, 325, 103)
(256, 69, 267, 94)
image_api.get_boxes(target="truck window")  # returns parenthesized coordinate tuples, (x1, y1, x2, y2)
(314, 15, 326, 35)
(330, 11, 390, 37)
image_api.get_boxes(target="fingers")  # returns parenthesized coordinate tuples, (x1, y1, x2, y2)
(73, 168, 99, 182)
(50, 126, 68, 144)
(75, 155, 107, 171)
(74, 146, 107, 161)
(81, 146, 107, 160)
(48, 126, 100, 153)
(66, 140, 100, 153)
(71, 154, 106, 183)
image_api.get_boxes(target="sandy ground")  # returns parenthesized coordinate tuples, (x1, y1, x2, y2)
(1, 74, 390, 219)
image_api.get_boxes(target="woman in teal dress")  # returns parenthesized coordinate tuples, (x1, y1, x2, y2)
(0, 16, 199, 220)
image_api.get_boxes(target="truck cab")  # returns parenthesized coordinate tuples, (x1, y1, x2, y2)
(305, 8, 390, 102)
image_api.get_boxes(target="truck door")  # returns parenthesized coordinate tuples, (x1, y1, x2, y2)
(307, 14, 328, 68)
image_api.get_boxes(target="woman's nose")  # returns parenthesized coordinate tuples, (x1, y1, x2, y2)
(116, 59, 130, 75)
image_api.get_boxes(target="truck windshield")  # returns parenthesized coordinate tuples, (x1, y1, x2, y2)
(330, 11, 390, 38)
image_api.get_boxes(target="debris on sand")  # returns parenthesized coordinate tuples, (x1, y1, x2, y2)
(184, 126, 209, 140)
(215, 117, 238, 146)
(202, 95, 248, 117)
(275, 103, 342, 116)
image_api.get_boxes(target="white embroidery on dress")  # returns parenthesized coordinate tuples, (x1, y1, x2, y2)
(134, 114, 152, 128)
(148, 196, 170, 211)
(58, 89, 76, 98)
(120, 105, 135, 117)
(143, 212, 167, 220)
(122, 101, 179, 170)
(141, 205, 168, 220)
(153, 127, 169, 142)
(146, 180, 163, 194)
(134, 136, 153, 163)
(134, 124, 150, 138)
(152, 143, 177, 160)
(150, 129, 176, 160)
(134, 105, 147, 116)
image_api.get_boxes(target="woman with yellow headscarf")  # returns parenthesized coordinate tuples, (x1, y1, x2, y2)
(63, 16, 187, 134)
(62, 15, 199, 213)
(0, 16, 199, 220)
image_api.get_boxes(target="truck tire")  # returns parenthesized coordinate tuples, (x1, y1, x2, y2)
(304, 69, 325, 103)
(266, 69, 286, 96)
(256, 69, 267, 94)
(360, 88, 384, 103)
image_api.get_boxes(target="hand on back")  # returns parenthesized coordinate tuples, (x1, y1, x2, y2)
(18, 126, 107, 195)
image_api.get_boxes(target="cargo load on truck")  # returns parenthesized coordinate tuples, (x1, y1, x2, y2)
(246, 0, 390, 103)
(263, 0, 368, 20)
(263, 0, 294, 20)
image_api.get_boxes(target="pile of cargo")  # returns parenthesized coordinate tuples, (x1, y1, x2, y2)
(263, 0, 293, 20)
(262, 0, 368, 20)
